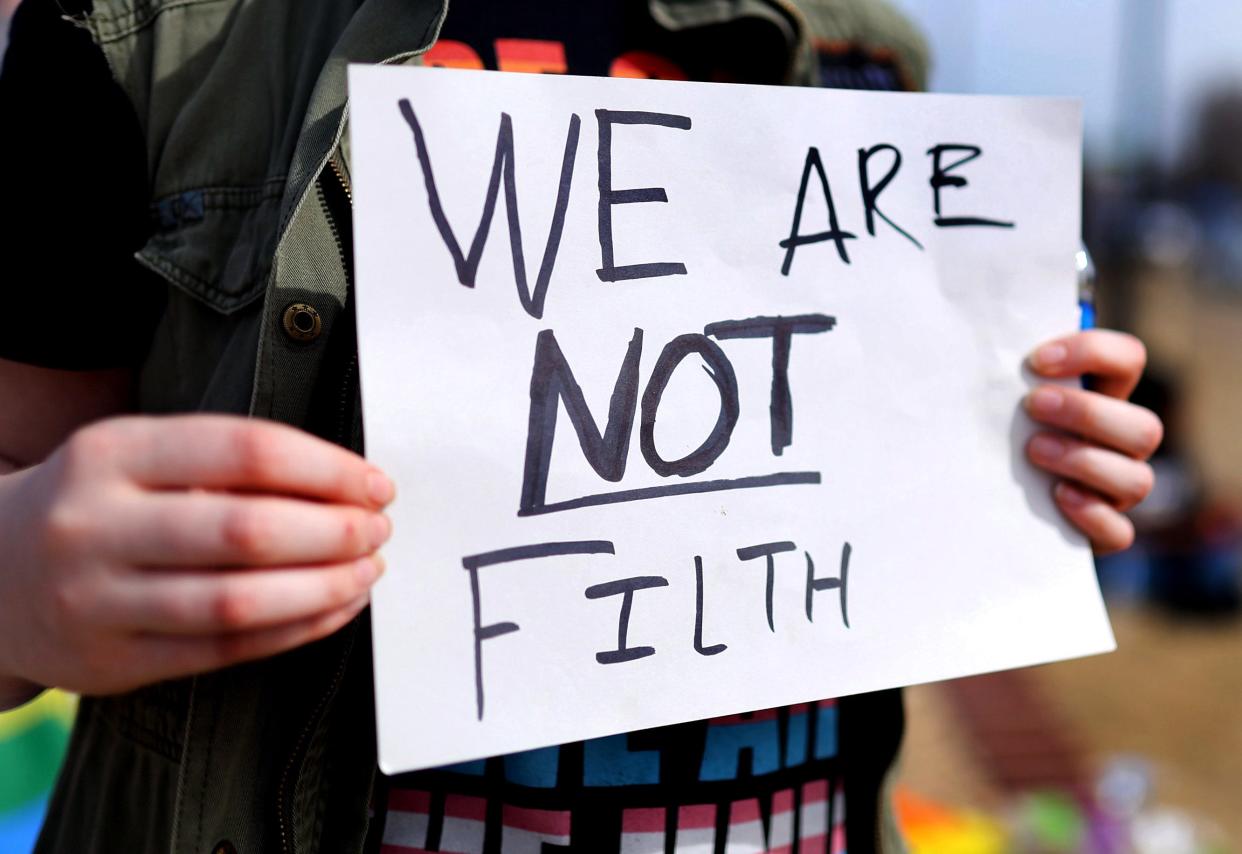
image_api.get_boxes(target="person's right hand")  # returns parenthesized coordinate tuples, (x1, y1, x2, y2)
(0, 415, 395, 697)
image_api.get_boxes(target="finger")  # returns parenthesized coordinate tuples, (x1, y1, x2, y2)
(1028, 330, 1146, 399)
(105, 415, 395, 507)
(1025, 385, 1163, 460)
(105, 556, 384, 634)
(1027, 433, 1155, 511)
(110, 491, 390, 566)
(1053, 481, 1136, 555)
(133, 593, 370, 681)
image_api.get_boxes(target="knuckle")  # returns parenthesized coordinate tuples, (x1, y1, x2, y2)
(50, 580, 93, 623)
(339, 511, 369, 554)
(220, 507, 275, 561)
(327, 570, 363, 607)
(42, 503, 95, 556)
(210, 583, 258, 630)
(1067, 391, 1098, 432)
(1073, 330, 1099, 360)
(232, 425, 280, 484)
(59, 425, 118, 477)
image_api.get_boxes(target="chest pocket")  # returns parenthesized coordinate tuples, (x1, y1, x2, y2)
(81, 0, 364, 313)
(143, 181, 286, 313)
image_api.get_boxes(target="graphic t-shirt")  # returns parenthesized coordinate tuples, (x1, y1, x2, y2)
(376, 4, 907, 852)
(381, 702, 855, 853)
(419, 0, 792, 84)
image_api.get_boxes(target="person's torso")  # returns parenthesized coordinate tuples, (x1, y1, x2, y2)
(35, 2, 924, 852)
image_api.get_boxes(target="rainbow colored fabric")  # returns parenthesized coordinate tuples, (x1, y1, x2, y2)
(0, 692, 74, 853)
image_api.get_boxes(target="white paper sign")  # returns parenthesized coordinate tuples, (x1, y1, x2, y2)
(348, 64, 1114, 775)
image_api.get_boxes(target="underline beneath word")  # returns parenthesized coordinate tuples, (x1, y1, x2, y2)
(518, 471, 823, 517)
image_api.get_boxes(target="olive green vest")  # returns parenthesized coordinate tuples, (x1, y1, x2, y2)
(36, 2, 925, 852)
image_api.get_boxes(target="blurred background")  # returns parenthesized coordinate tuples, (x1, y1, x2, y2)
(890, 1, 1242, 852)
(1, 0, 1239, 852)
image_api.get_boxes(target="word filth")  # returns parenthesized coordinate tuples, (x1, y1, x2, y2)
(397, 101, 1017, 318)
(462, 540, 852, 720)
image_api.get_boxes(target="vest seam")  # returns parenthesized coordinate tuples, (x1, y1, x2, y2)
(102, 708, 184, 763)
(150, 177, 288, 208)
(136, 252, 268, 314)
(168, 676, 198, 854)
(86, 0, 231, 44)
(195, 685, 219, 850)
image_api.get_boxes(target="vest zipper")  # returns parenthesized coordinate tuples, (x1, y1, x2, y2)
(277, 621, 358, 854)
(328, 152, 353, 204)
(253, 9, 449, 849)
(277, 157, 359, 854)
(321, 153, 357, 448)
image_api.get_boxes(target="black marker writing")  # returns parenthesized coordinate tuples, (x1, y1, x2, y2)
(639, 333, 739, 477)
(585, 575, 670, 664)
(693, 555, 727, 656)
(927, 144, 1015, 229)
(520, 328, 643, 513)
(736, 541, 798, 632)
(705, 314, 836, 456)
(779, 146, 857, 275)
(806, 542, 852, 628)
(397, 100, 580, 319)
(463, 540, 615, 719)
(596, 109, 692, 282)
(518, 471, 822, 517)
(858, 143, 923, 249)
(516, 324, 821, 516)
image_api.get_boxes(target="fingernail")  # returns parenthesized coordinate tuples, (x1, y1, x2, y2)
(356, 556, 381, 584)
(1027, 387, 1064, 416)
(1029, 434, 1065, 461)
(1055, 481, 1088, 507)
(369, 514, 392, 548)
(367, 470, 396, 506)
(1031, 342, 1068, 371)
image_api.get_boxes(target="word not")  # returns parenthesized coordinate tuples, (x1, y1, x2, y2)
(521, 315, 834, 516)
(462, 540, 852, 719)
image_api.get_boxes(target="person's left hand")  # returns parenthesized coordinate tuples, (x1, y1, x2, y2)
(1025, 329, 1163, 554)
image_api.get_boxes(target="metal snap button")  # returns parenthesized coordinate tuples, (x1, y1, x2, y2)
(282, 303, 322, 343)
